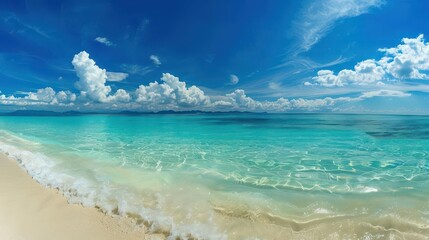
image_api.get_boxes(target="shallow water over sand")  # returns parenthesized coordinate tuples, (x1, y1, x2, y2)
(1, 113, 429, 239)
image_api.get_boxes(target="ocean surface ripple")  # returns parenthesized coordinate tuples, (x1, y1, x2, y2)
(1, 113, 429, 239)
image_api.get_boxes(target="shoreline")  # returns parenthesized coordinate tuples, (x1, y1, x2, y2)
(0, 153, 155, 240)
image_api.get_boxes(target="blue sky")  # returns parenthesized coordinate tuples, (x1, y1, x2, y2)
(1, 0, 429, 113)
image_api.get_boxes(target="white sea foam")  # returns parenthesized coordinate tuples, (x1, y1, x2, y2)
(314, 208, 330, 214)
(356, 186, 378, 193)
(0, 136, 226, 240)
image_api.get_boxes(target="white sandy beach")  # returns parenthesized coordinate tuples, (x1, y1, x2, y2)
(0, 153, 158, 240)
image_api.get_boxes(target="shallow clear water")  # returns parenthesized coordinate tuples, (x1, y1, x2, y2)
(0, 113, 429, 239)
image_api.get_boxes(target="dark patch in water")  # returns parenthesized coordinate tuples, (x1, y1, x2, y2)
(202, 117, 322, 127)
(214, 117, 272, 124)
(199, 115, 429, 139)
(366, 131, 429, 139)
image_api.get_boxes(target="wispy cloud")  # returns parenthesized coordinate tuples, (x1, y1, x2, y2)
(257, 0, 383, 99)
(94, 37, 115, 46)
(244, 55, 350, 98)
(359, 89, 410, 99)
(272, 53, 350, 70)
(150, 55, 161, 65)
(292, 0, 383, 54)
(121, 64, 154, 76)
(2, 13, 51, 39)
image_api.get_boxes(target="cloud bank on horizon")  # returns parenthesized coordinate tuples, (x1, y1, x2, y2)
(0, 41, 419, 112)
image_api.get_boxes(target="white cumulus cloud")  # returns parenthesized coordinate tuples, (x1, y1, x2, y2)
(0, 87, 76, 106)
(378, 34, 429, 79)
(310, 35, 429, 87)
(111, 89, 131, 103)
(313, 59, 385, 87)
(224, 89, 261, 110)
(135, 73, 208, 110)
(72, 51, 130, 103)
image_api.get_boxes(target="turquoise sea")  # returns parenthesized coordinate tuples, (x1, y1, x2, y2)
(0, 113, 428, 239)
